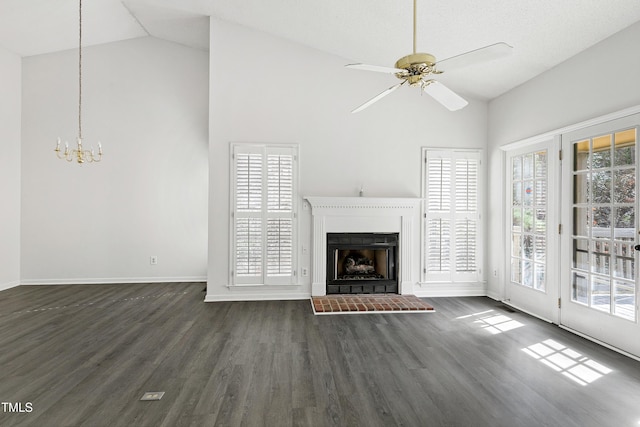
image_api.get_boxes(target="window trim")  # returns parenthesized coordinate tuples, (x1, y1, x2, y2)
(229, 143, 299, 287)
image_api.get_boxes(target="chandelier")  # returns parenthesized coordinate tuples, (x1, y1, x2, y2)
(54, 0, 102, 164)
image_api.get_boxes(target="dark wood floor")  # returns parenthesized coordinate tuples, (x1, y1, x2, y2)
(1, 283, 640, 427)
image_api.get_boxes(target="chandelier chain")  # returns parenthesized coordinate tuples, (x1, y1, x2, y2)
(78, 0, 82, 140)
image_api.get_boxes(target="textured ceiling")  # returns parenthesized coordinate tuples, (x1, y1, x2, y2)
(1, 0, 639, 100)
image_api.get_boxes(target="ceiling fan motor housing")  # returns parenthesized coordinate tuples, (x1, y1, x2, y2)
(395, 52, 436, 68)
(394, 52, 438, 85)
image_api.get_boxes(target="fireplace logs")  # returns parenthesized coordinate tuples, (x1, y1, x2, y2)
(344, 252, 375, 275)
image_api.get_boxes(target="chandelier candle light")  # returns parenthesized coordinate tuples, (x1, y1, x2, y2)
(55, 0, 102, 164)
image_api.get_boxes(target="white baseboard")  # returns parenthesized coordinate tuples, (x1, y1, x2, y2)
(501, 300, 553, 323)
(204, 291, 310, 302)
(0, 280, 20, 292)
(20, 276, 207, 285)
(559, 325, 640, 362)
(485, 290, 503, 301)
(413, 282, 487, 297)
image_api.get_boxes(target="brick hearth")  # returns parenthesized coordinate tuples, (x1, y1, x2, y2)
(311, 294, 434, 314)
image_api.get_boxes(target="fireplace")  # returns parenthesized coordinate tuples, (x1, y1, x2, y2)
(305, 196, 420, 297)
(326, 233, 399, 294)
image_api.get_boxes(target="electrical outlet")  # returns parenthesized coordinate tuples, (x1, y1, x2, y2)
(150, 256, 158, 265)
(302, 268, 308, 277)
(493, 269, 498, 277)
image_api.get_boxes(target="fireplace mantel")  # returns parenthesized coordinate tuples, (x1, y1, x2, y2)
(305, 197, 421, 213)
(305, 196, 421, 296)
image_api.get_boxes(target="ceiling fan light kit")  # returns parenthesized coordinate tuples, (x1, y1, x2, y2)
(346, 0, 512, 113)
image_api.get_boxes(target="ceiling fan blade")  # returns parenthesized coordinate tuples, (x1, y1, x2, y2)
(352, 82, 404, 113)
(346, 63, 405, 74)
(436, 42, 513, 71)
(423, 81, 468, 111)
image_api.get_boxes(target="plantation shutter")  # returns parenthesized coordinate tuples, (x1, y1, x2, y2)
(266, 153, 294, 277)
(232, 144, 297, 285)
(233, 147, 264, 284)
(454, 157, 478, 274)
(423, 149, 482, 283)
(425, 155, 452, 280)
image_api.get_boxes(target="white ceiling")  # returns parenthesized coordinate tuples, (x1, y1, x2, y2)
(1, 0, 639, 100)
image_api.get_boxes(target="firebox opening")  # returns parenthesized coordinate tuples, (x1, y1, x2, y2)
(334, 249, 389, 280)
(326, 232, 399, 294)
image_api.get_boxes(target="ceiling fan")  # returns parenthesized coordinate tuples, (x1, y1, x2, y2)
(346, 0, 512, 113)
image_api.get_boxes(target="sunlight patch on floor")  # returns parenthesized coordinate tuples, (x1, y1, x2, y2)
(522, 339, 613, 386)
(457, 309, 525, 334)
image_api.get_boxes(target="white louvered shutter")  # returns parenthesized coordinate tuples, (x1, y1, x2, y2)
(236, 152, 263, 212)
(235, 217, 262, 278)
(232, 144, 297, 286)
(266, 152, 294, 279)
(425, 155, 452, 280)
(423, 150, 482, 283)
(454, 157, 479, 276)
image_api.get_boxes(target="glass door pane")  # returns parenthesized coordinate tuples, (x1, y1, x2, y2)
(570, 128, 637, 321)
(511, 150, 548, 291)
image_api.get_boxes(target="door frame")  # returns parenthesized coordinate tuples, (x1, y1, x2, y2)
(497, 105, 640, 333)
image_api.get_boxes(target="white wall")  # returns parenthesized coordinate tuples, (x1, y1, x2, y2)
(486, 21, 640, 299)
(21, 37, 209, 284)
(0, 46, 21, 291)
(207, 18, 489, 300)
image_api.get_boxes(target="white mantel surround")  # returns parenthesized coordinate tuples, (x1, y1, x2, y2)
(305, 197, 422, 297)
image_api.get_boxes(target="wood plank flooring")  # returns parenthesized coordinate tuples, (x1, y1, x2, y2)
(1, 283, 640, 426)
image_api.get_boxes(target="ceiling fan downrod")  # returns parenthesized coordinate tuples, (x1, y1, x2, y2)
(394, 0, 439, 85)
(413, 0, 417, 54)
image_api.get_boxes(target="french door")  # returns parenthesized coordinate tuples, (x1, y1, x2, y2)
(560, 114, 640, 357)
(506, 139, 560, 322)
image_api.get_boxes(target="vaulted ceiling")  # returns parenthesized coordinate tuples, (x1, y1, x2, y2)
(1, 0, 639, 100)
